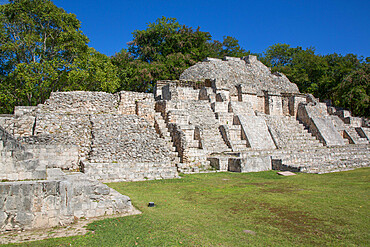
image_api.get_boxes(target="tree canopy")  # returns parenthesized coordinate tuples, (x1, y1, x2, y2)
(112, 17, 250, 92)
(0, 0, 118, 113)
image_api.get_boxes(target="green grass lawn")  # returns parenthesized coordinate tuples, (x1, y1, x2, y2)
(6, 168, 370, 246)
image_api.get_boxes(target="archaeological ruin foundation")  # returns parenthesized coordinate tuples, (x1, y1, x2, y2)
(1, 55, 369, 231)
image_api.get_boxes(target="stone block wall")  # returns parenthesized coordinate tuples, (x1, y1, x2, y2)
(161, 81, 211, 101)
(0, 115, 35, 138)
(0, 174, 133, 232)
(117, 91, 153, 114)
(228, 155, 272, 173)
(0, 127, 46, 181)
(23, 144, 79, 171)
(239, 93, 264, 112)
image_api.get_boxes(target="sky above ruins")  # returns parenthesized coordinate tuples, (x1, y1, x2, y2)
(10, 0, 370, 57)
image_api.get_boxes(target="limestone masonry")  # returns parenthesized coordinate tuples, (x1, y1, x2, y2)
(1, 55, 369, 232)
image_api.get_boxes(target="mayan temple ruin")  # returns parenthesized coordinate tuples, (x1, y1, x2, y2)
(1, 55, 369, 231)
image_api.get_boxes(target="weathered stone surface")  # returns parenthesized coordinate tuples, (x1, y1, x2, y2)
(89, 114, 175, 164)
(277, 171, 296, 176)
(228, 155, 272, 172)
(237, 115, 276, 150)
(297, 103, 346, 146)
(0, 172, 135, 232)
(40, 91, 120, 114)
(180, 55, 300, 95)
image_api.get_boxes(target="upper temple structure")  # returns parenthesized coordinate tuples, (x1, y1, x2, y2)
(1, 55, 369, 231)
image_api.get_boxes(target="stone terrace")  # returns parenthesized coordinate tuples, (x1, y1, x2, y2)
(1, 55, 369, 232)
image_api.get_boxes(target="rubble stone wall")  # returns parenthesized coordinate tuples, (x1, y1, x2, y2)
(180, 55, 300, 95)
(33, 113, 92, 161)
(88, 114, 175, 164)
(41, 91, 119, 114)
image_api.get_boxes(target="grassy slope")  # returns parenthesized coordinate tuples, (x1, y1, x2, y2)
(7, 168, 370, 247)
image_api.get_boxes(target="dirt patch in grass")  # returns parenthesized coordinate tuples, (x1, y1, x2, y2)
(245, 182, 272, 186)
(258, 202, 323, 237)
(0, 209, 141, 245)
(261, 186, 300, 193)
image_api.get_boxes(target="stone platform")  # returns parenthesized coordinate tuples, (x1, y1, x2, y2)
(1, 55, 369, 232)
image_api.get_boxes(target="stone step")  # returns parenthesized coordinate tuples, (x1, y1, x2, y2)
(281, 153, 370, 164)
(177, 160, 213, 173)
(274, 159, 369, 174)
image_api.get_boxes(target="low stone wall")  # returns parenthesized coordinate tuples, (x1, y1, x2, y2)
(14, 106, 37, 117)
(228, 156, 272, 172)
(0, 173, 134, 232)
(82, 161, 179, 182)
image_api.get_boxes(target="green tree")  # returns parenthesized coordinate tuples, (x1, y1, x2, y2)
(0, 0, 119, 113)
(113, 17, 252, 92)
(261, 44, 327, 94)
(112, 17, 220, 92)
(111, 49, 154, 92)
(334, 62, 369, 116)
(214, 36, 250, 58)
(261, 43, 295, 67)
(129, 16, 215, 63)
(65, 48, 120, 93)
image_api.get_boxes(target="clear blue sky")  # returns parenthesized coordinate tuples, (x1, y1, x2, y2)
(37, 0, 370, 57)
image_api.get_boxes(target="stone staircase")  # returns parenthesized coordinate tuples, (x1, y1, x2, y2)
(345, 127, 369, 144)
(226, 125, 251, 151)
(271, 144, 370, 173)
(211, 101, 255, 152)
(185, 100, 230, 153)
(154, 112, 179, 155)
(262, 114, 323, 149)
(330, 115, 369, 144)
(159, 100, 232, 173)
